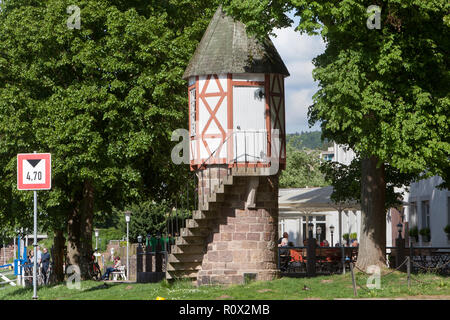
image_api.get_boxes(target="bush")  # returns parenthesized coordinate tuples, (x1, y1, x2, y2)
(444, 225, 450, 234)
(419, 228, 430, 236)
(409, 226, 419, 237)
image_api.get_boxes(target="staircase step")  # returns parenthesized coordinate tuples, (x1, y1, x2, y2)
(175, 236, 205, 246)
(171, 245, 205, 254)
(166, 270, 199, 280)
(192, 210, 217, 220)
(198, 201, 219, 212)
(168, 253, 204, 263)
(180, 227, 209, 238)
(167, 262, 202, 271)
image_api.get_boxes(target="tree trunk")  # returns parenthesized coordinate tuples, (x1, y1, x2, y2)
(80, 180, 94, 278)
(356, 156, 387, 270)
(66, 180, 94, 280)
(53, 229, 65, 282)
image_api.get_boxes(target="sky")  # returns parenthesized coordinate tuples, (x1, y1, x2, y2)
(270, 16, 326, 134)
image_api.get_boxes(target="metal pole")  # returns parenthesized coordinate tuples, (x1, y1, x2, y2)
(350, 262, 357, 297)
(126, 221, 129, 281)
(33, 190, 38, 300)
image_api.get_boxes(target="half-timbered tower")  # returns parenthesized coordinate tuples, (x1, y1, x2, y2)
(167, 6, 289, 285)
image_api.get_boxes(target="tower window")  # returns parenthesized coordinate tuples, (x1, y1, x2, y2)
(190, 88, 196, 137)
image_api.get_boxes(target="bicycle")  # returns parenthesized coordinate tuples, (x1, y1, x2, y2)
(87, 249, 102, 281)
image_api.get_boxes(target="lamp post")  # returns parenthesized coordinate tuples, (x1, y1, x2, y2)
(94, 229, 99, 250)
(124, 210, 131, 281)
(396, 222, 405, 270)
(316, 225, 322, 244)
(307, 223, 316, 277)
(330, 225, 335, 247)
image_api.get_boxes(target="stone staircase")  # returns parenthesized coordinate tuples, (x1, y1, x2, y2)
(166, 173, 234, 281)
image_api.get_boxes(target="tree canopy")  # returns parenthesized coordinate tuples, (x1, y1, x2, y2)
(0, 0, 220, 276)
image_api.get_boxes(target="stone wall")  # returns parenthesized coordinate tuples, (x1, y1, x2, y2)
(197, 172, 279, 285)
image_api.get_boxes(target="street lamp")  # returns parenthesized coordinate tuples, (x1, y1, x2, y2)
(137, 235, 142, 245)
(330, 225, 335, 247)
(308, 223, 314, 239)
(307, 222, 315, 277)
(94, 229, 99, 250)
(316, 225, 322, 239)
(397, 223, 403, 240)
(124, 210, 131, 281)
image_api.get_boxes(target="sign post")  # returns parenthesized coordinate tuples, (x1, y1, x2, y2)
(17, 152, 51, 300)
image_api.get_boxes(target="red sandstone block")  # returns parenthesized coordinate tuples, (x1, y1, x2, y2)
(233, 251, 248, 262)
(202, 263, 212, 270)
(227, 216, 237, 224)
(232, 233, 246, 241)
(241, 217, 258, 224)
(229, 241, 244, 251)
(235, 210, 247, 218)
(224, 270, 238, 275)
(263, 232, 273, 241)
(216, 242, 228, 250)
(213, 233, 221, 241)
(250, 224, 264, 232)
(221, 233, 232, 241)
(264, 224, 276, 232)
(248, 210, 262, 217)
(220, 224, 235, 233)
(235, 224, 249, 233)
(208, 251, 219, 262)
(219, 251, 233, 262)
(242, 241, 258, 249)
(231, 275, 243, 285)
(247, 233, 260, 241)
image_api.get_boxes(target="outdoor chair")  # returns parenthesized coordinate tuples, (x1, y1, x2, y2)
(111, 265, 126, 281)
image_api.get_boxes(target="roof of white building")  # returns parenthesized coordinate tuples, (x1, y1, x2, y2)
(279, 187, 360, 213)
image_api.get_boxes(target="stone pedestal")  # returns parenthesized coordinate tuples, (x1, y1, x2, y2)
(197, 171, 279, 285)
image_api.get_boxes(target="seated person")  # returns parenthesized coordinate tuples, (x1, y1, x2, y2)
(101, 256, 122, 280)
(278, 232, 289, 246)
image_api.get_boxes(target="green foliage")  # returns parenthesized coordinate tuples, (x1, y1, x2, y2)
(0, 0, 220, 234)
(116, 201, 188, 243)
(286, 131, 332, 151)
(419, 228, 430, 237)
(321, 158, 417, 209)
(409, 226, 418, 238)
(444, 225, 450, 234)
(92, 227, 123, 252)
(223, 0, 450, 186)
(280, 145, 328, 188)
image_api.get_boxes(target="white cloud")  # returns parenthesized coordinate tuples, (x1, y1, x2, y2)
(270, 24, 326, 133)
(285, 88, 321, 133)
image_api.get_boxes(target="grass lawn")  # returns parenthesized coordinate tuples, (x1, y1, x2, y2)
(0, 271, 448, 300)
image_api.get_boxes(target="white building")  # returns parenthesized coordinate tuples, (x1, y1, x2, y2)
(279, 143, 450, 247)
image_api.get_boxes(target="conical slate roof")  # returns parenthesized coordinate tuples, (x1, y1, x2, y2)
(183, 7, 290, 79)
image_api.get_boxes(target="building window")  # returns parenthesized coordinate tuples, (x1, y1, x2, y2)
(409, 202, 417, 228)
(190, 88, 196, 137)
(421, 200, 430, 229)
(448, 197, 450, 225)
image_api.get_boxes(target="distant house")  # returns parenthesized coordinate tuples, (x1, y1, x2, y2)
(279, 143, 450, 248)
(320, 147, 335, 162)
(332, 143, 450, 247)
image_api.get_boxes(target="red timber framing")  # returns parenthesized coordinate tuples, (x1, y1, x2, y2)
(189, 74, 286, 171)
(269, 74, 286, 169)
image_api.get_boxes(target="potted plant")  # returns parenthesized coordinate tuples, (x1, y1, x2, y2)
(444, 225, 450, 241)
(409, 226, 419, 242)
(343, 233, 350, 242)
(419, 227, 431, 242)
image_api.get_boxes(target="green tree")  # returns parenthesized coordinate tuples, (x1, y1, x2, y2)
(280, 145, 328, 188)
(0, 0, 219, 279)
(223, 0, 449, 269)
